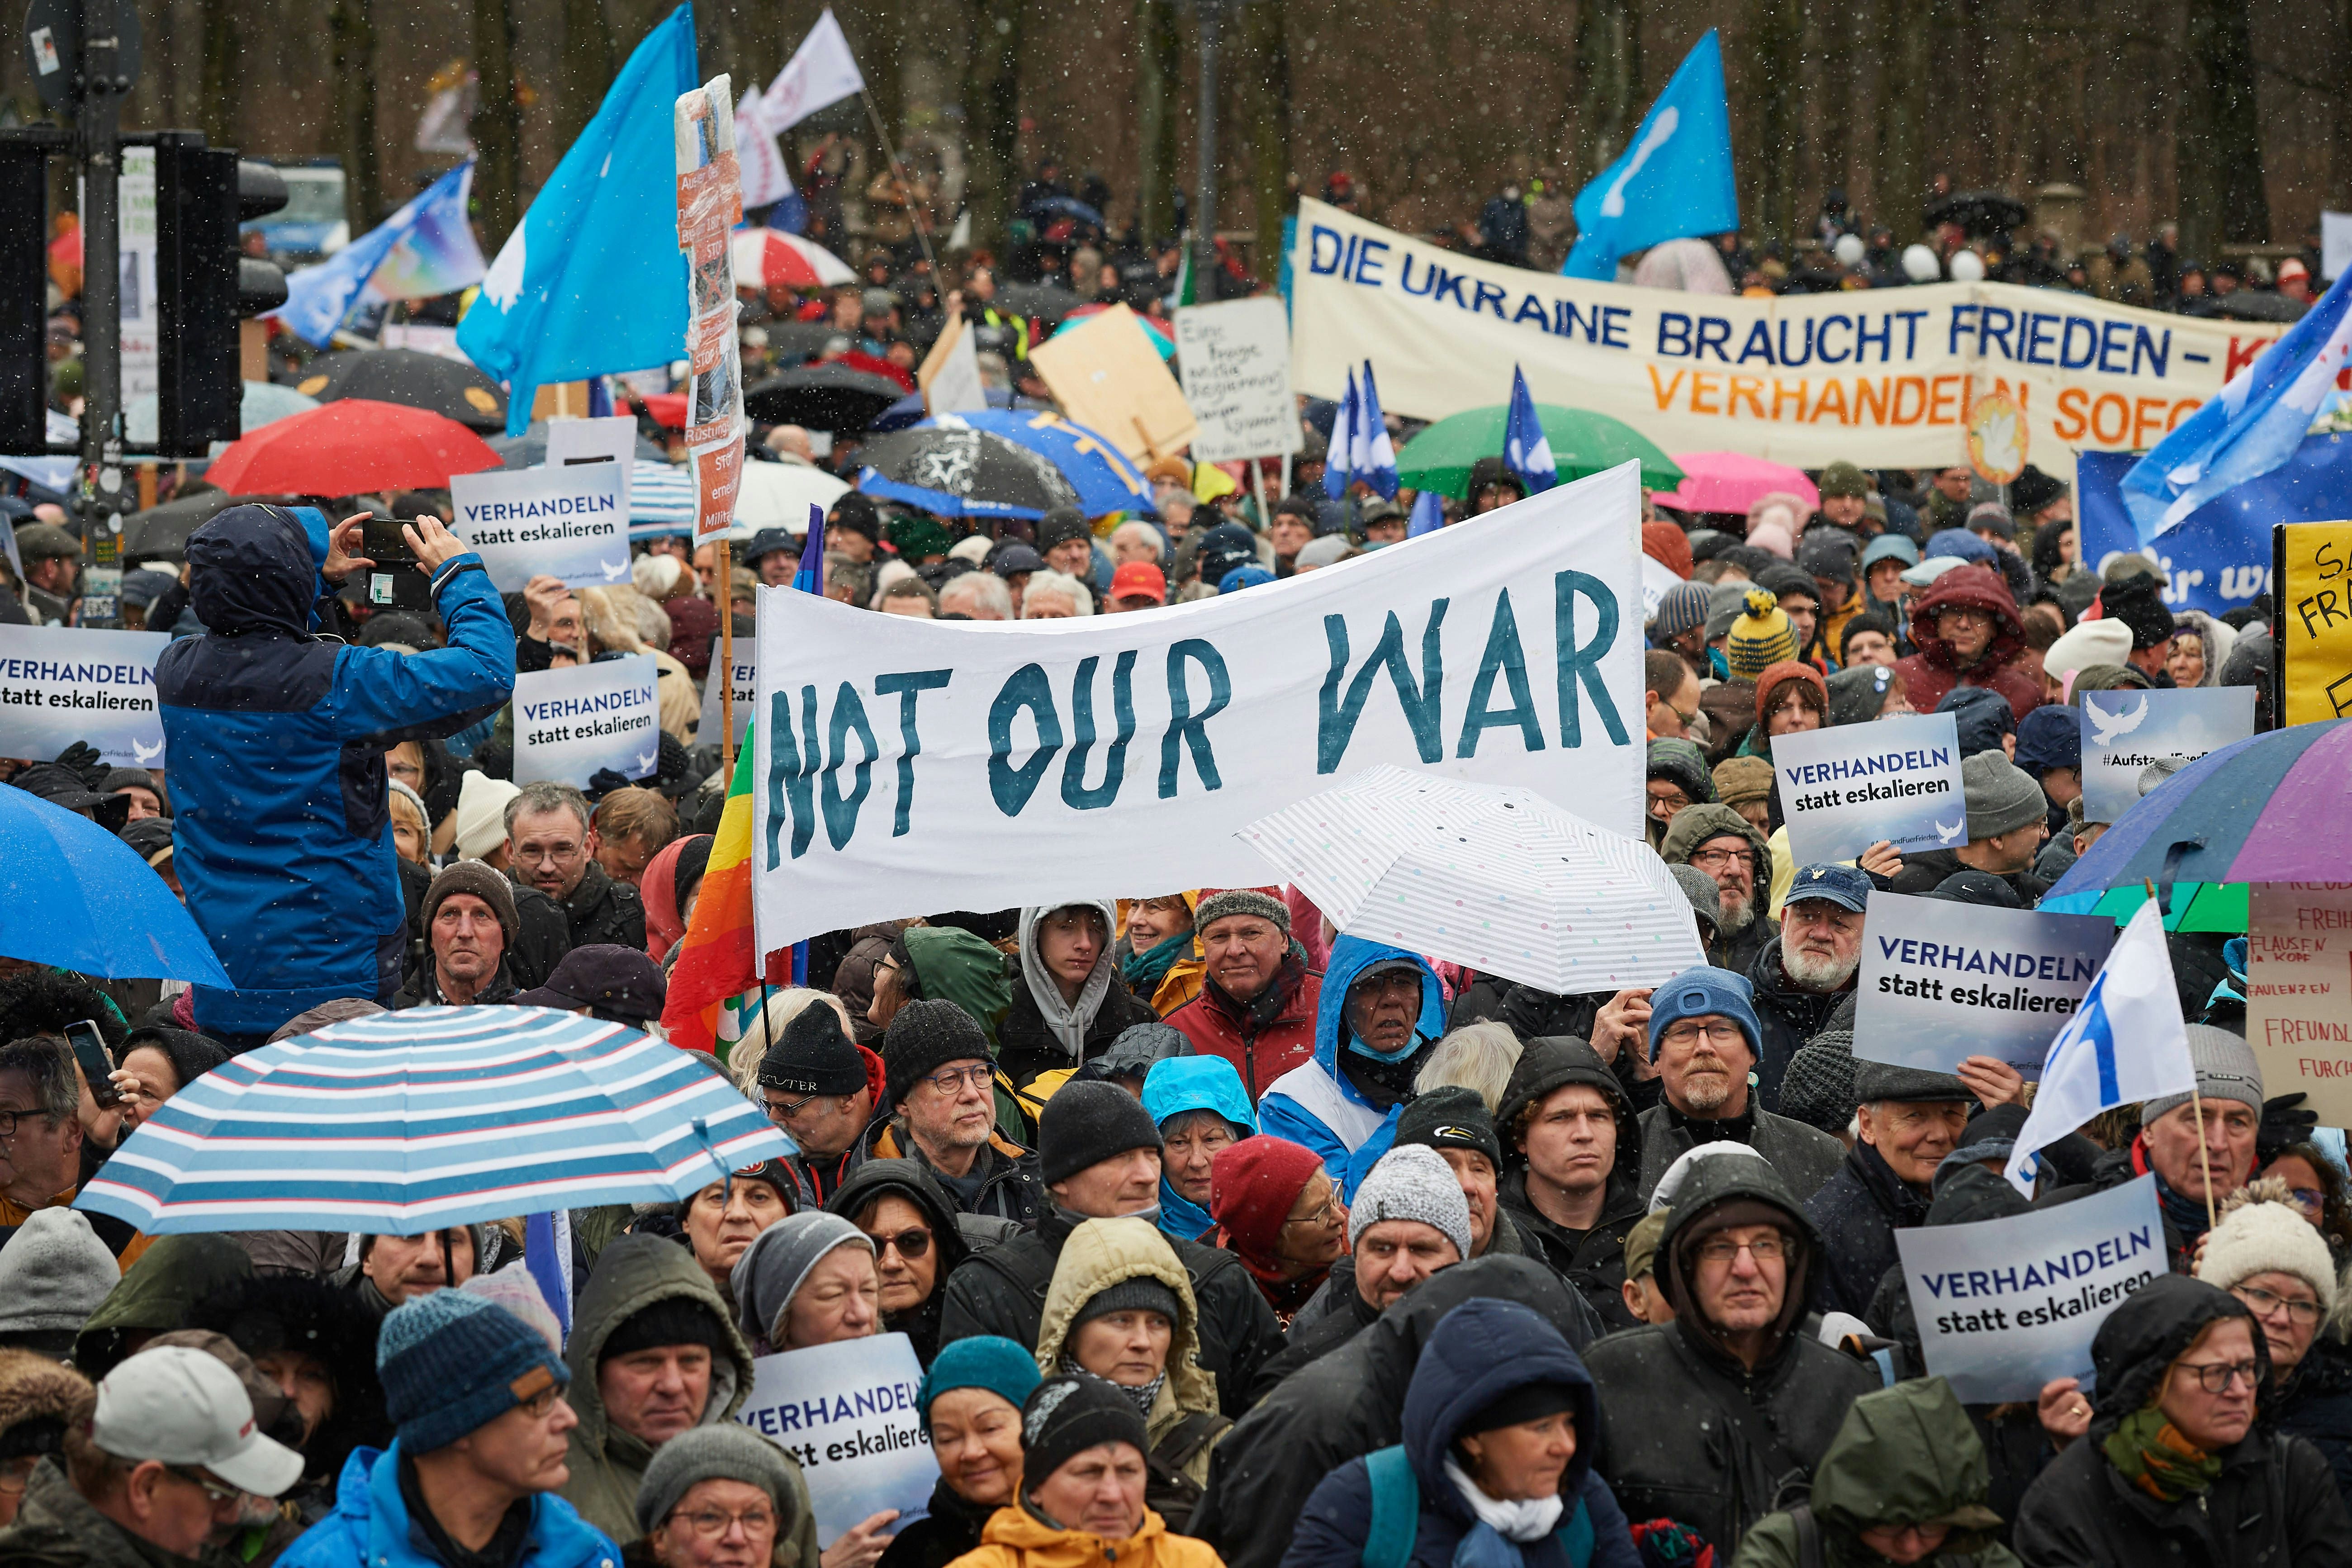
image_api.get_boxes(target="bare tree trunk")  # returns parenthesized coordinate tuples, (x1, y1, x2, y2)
(472, 0, 524, 251)
(327, 0, 381, 227)
(553, 0, 614, 156)
(1745, 0, 1802, 242)
(1134, 0, 1183, 244)
(1873, 0, 1930, 241)
(2181, 0, 2269, 243)
(959, 0, 1023, 252)
(197, 0, 236, 148)
(840, 0, 903, 144)
(1242, 0, 1289, 281)
(1574, 0, 1640, 175)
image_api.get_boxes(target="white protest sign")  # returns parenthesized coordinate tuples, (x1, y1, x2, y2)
(2079, 686, 2253, 824)
(1639, 555, 1682, 622)
(734, 1332, 935, 1548)
(1176, 296, 1303, 464)
(544, 415, 639, 519)
(919, 313, 988, 417)
(2326, 212, 2352, 281)
(0, 625, 169, 766)
(2246, 882, 2352, 1125)
(751, 463, 1645, 957)
(1771, 712, 1966, 863)
(699, 645, 757, 748)
(1900, 1172, 2165, 1402)
(512, 654, 660, 789)
(449, 464, 630, 593)
(1855, 891, 2119, 1076)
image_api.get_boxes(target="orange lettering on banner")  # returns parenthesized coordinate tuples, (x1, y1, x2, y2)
(1891, 377, 1927, 425)
(1853, 379, 1888, 425)
(1646, 366, 1687, 410)
(2168, 398, 2200, 432)
(2132, 397, 2172, 450)
(2055, 387, 2089, 441)
(1730, 376, 1768, 419)
(2091, 393, 2130, 445)
(1690, 374, 1722, 415)
(1811, 379, 1852, 424)
(1771, 380, 1809, 421)
(1928, 375, 1961, 425)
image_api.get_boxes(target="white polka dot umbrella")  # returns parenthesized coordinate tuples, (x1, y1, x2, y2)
(1238, 764, 1706, 994)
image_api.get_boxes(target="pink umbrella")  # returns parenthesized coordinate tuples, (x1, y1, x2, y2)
(1654, 452, 1819, 514)
(729, 228, 855, 291)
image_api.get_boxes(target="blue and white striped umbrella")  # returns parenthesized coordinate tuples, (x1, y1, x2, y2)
(76, 1006, 791, 1236)
(628, 459, 699, 538)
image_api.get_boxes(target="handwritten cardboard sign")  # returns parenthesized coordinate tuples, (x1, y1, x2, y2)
(2247, 882, 2352, 1124)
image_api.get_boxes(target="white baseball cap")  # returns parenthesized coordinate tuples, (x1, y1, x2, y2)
(91, 1346, 305, 1497)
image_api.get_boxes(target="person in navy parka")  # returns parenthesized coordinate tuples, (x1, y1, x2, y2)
(158, 506, 513, 1041)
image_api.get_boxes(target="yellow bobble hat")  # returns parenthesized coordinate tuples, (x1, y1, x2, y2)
(1726, 588, 1798, 680)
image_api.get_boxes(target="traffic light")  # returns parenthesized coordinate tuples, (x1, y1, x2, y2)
(150, 140, 287, 458)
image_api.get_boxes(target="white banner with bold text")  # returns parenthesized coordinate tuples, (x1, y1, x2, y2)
(512, 655, 660, 789)
(750, 464, 1646, 957)
(0, 625, 169, 767)
(735, 1333, 934, 1548)
(449, 463, 630, 592)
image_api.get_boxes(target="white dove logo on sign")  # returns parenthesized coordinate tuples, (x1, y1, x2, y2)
(131, 738, 163, 764)
(1935, 818, 1964, 844)
(2086, 696, 2148, 748)
(635, 750, 658, 775)
(1600, 107, 1680, 218)
(599, 558, 630, 581)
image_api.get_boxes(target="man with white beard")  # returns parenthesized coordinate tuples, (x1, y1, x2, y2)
(1746, 864, 1872, 1114)
(1659, 806, 1777, 977)
(1632, 966, 1845, 1205)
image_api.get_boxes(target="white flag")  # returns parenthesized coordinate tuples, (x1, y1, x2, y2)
(762, 8, 864, 130)
(2005, 901, 2198, 1194)
(735, 90, 795, 209)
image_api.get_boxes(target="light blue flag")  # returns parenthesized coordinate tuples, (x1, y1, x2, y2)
(273, 160, 477, 347)
(1323, 368, 1358, 499)
(1504, 365, 1558, 494)
(458, 5, 701, 435)
(2120, 268, 2352, 545)
(1353, 363, 1398, 499)
(1406, 488, 1446, 537)
(1561, 31, 1737, 280)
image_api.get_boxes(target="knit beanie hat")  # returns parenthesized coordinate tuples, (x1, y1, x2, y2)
(599, 1297, 730, 1366)
(1642, 522, 1694, 582)
(452, 772, 522, 862)
(761, 1002, 869, 1098)
(1193, 888, 1290, 937)
(2196, 1181, 2338, 1310)
(422, 860, 518, 945)
(1826, 664, 1899, 727)
(2015, 704, 2082, 776)
(1961, 751, 2046, 841)
(2042, 619, 2134, 692)
(1652, 580, 1710, 641)
(1623, 1209, 1672, 1283)
(0, 1209, 123, 1350)
(729, 1213, 875, 1347)
(635, 1422, 801, 1539)
(1705, 582, 1755, 641)
(1776, 1040, 1858, 1137)
(1393, 1085, 1503, 1170)
(2102, 573, 2177, 650)
(1646, 966, 1763, 1064)
(1711, 756, 1775, 809)
(376, 1292, 569, 1454)
(1347, 1143, 1472, 1262)
(1021, 1373, 1150, 1488)
(881, 998, 994, 1107)
(2142, 1024, 2266, 1125)
(1755, 660, 1827, 727)
(919, 1335, 1043, 1424)
(1072, 1275, 1184, 1333)
(1039, 1080, 1164, 1188)
(1209, 1137, 1328, 1263)
(1817, 461, 1871, 500)
(1965, 502, 2016, 540)
(1726, 589, 1798, 680)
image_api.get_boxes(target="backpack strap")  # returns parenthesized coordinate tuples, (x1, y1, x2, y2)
(1790, 1503, 1825, 1568)
(1152, 1411, 1231, 1472)
(1555, 1496, 1594, 1568)
(968, 1236, 1057, 1306)
(1359, 1446, 1420, 1568)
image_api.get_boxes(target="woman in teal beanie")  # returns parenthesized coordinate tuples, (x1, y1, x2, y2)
(880, 1338, 1043, 1568)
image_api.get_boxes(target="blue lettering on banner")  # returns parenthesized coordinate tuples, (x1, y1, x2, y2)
(1457, 591, 1544, 758)
(873, 670, 951, 838)
(1916, 1226, 2153, 1298)
(1873, 936, 2100, 982)
(1783, 746, 1955, 784)
(1318, 602, 1449, 773)
(822, 682, 878, 851)
(1554, 570, 1628, 748)
(1159, 640, 1230, 799)
(988, 663, 1063, 816)
(1061, 651, 1137, 811)
(0, 660, 156, 685)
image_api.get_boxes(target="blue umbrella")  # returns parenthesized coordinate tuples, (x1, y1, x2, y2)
(0, 786, 231, 985)
(868, 384, 1018, 435)
(76, 1005, 793, 1234)
(913, 410, 1152, 516)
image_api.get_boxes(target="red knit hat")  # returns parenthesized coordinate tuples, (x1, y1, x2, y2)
(1753, 659, 1828, 728)
(1210, 1137, 1328, 1271)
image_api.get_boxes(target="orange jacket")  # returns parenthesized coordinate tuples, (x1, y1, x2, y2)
(948, 1504, 1226, 1568)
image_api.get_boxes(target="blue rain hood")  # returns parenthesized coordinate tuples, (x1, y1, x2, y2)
(1402, 1297, 1602, 1512)
(1317, 934, 1446, 1069)
(1142, 1055, 1257, 1241)
(186, 504, 334, 637)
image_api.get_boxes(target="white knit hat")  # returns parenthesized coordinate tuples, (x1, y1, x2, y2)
(453, 770, 522, 862)
(2196, 1182, 2339, 1311)
(2042, 619, 2134, 689)
(1347, 1142, 1472, 1262)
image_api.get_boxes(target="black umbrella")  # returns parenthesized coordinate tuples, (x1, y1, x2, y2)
(759, 321, 844, 364)
(856, 426, 1080, 519)
(123, 488, 231, 558)
(1920, 190, 2030, 240)
(292, 348, 510, 431)
(743, 365, 910, 432)
(995, 282, 1083, 325)
(2181, 292, 2310, 323)
(488, 421, 670, 470)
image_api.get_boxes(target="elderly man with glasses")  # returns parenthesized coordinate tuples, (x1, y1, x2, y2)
(860, 1001, 1043, 1227)
(1660, 805, 1778, 977)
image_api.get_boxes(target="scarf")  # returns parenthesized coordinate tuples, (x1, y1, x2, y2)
(1061, 1355, 1164, 1420)
(2103, 1405, 2223, 1502)
(1157, 1178, 1216, 1244)
(2132, 1135, 2216, 1248)
(1120, 928, 1192, 999)
(1442, 1457, 1563, 1568)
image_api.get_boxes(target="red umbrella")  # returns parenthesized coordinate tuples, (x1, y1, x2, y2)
(206, 399, 503, 495)
(728, 229, 854, 291)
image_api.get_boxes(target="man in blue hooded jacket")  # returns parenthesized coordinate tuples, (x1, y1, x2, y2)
(158, 506, 513, 1041)
(1259, 936, 1447, 1202)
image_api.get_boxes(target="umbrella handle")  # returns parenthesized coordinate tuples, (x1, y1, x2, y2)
(691, 1115, 734, 1204)
(2155, 837, 2209, 916)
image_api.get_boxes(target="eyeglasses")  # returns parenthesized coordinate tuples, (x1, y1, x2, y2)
(0, 1455, 38, 1495)
(1687, 848, 1753, 872)
(764, 1092, 824, 1121)
(1695, 1235, 1787, 1265)
(2177, 1359, 2262, 1394)
(2234, 1284, 2323, 1325)
(166, 1466, 241, 1504)
(2288, 1187, 2326, 1212)
(1284, 1195, 1342, 1230)
(920, 1064, 994, 1098)
(516, 1384, 566, 1419)
(0, 1109, 22, 1140)
(867, 1227, 932, 1260)
(1660, 1020, 1745, 1048)
(1937, 607, 1995, 628)
(678, 1506, 778, 1539)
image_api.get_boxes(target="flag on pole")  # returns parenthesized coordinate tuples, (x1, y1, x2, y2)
(792, 503, 826, 593)
(522, 1211, 573, 1339)
(762, 8, 865, 130)
(661, 732, 787, 1053)
(1353, 363, 1398, 499)
(272, 160, 484, 346)
(1323, 369, 1359, 500)
(1407, 488, 1446, 537)
(1561, 31, 1738, 280)
(457, 5, 700, 436)
(1504, 365, 1559, 494)
(2004, 902, 2198, 1194)
(736, 88, 796, 210)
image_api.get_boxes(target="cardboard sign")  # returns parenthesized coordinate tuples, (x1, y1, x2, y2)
(2276, 521, 2352, 725)
(1176, 296, 1303, 464)
(2078, 686, 2254, 824)
(2246, 882, 2352, 1124)
(1030, 303, 1198, 463)
(1900, 1173, 2165, 1402)
(1771, 712, 1967, 864)
(0, 625, 170, 766)
(512, 654, 660, 789)
(918, 312, 988, 417)
(1855, 891, 2118, 1077)
(699, 645, 757, 748)
(449, 464, 630, 593)
(735, 1333, 936, 1548)
(676, 76, 746, 544)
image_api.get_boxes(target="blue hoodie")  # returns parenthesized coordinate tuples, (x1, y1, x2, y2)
(1286, 1298, 1639, 1568)
(1258, 934, 1444, 1201)
(277, 1443, 619, 1568)
(1140, 1054, 1259, 1241)
(157, 505, 514, 1037)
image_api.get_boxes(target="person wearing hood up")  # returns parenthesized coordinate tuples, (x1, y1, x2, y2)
(1643, 738, 1716, 851)
(999, 903, 1162, 1094)
(1889, 565, 2039, 725)
(1493, 1040, 1647, 1331)
(158, 505, 513, 1042)
(1139, 1056, 1257, 1243)
(1660, 805, 1779, 979)
(2011, 705, 2081, 842)
(1207, 1136, 1344, 1328)
(879, 1338, 1042, 1568)
(2012, 1274, 2352, 1567)
(71, 1233, 253, 1379)
(1732, 1377, 2020, 1568)
(1258, 938, 1448, 1201)
(824, 1158, 974, 1366)
(0, 1349, 91, 1528)
(1285, 1297, 1640, 1568)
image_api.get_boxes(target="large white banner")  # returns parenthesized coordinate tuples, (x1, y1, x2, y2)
(0, 625, 169, 766)
(751, 465, 1645, 956)
(735, 1333, 934, 1548)
(1289, 199, 2286, 478)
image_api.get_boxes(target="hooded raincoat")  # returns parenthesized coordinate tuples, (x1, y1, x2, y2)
(274, 1442, 620, 1568)
(1139, 1056, 1258, 1243)
(946, 1501, 1222, 1568)
(824, 1157, 975, 1365)
(1258, 938, 1446, 1201)
(1890, 566, 2040, 725)
(999, 901, 1162, 1090)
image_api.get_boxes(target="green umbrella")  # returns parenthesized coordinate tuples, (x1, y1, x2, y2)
(1395, 404, 1684, 500)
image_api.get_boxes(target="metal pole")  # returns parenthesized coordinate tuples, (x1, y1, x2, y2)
(858, 92, 938, 279)
(76, 0, 128, 626)
(716, 539, 735, 779)
(1191, 0, 1224, 300)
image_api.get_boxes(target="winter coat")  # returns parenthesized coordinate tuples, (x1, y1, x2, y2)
(849, 1118, 1043, 1231)
(1804, 1141, 1933, 1322)
(824, 1157, 976, 1365)
(998, 901, 1164, 1091)
(1259, 938, 1447, 1202)
(1745, 937, 1854, 1114)
(277, 1443, 621, 1568)
(1733, 1378, 2020, 1568)
(1494, 1037, 1651, 1331)
(1584, 1154, 1880, 1555)
(1164, 960, 1323, 1102)
(2276, 1335, 2352, 1518)
(0, 1457, 206, 1568)
(1891, 566, 2042, 725)
(531, 860, 647, 953)
(158, 506, 512, 1036)
(944, 1501, 1223, 1568)
(937, 1204, 1281, 1419)
(1140, 1056, 1260, 1243)
(187, 1272, 394, 1504)
(1190, 1256, 1604, 1568)
(1285, 1298, 1640, 1568)
(1632, 1100, 1845, 1207)
(1886, 848, 2049, 907)
(879, 1478, 997, 1568)
(2013, 1272, 2352, 1567)
(72, 1232, 252, 1379)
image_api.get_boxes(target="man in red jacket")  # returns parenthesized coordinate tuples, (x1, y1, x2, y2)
(1891, 564, 2042, 723)
(1163, 890, 1323, 1099)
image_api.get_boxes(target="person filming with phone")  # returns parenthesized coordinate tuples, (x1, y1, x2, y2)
(157, 504, 514, 1045)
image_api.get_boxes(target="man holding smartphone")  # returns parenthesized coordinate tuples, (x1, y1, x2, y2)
(157, 505, 515, 1045)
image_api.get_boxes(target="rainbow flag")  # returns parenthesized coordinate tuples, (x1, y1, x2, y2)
(662, 728, 787, 1053)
